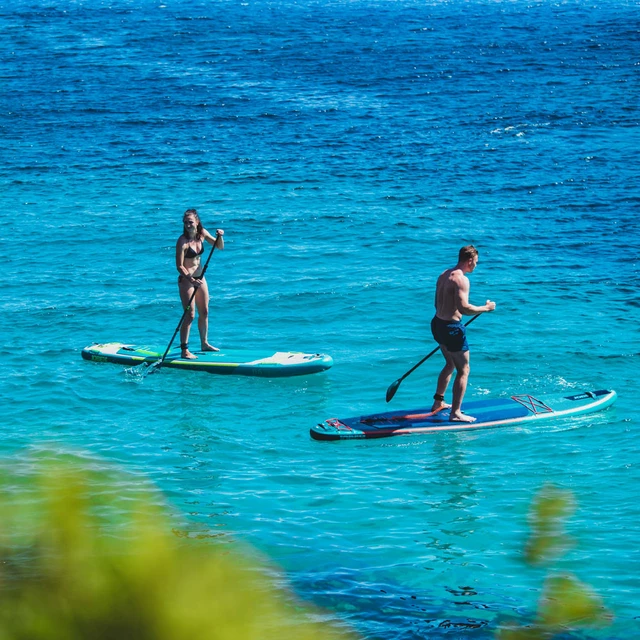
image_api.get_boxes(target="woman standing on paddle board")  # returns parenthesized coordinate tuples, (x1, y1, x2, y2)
(176, 209, 224, 359)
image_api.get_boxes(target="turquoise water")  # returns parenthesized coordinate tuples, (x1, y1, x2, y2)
(2, 0, 639, 636)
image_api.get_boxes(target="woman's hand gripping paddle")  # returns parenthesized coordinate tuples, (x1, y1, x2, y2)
(385, 314, 480, 403)
(143, 234, 220, 377)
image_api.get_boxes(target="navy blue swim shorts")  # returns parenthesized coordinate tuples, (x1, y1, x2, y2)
(431, 316, 469, 353)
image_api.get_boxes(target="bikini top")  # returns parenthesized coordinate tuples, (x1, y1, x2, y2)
(184, 242, 204, 259)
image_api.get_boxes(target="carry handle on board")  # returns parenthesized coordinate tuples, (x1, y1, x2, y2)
(385, 314, 481, 403)
(145, 234, 220, 376)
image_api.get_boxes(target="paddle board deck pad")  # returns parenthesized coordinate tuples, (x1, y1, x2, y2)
(82, 343, 333, 377)
(311, 389, 617, 441)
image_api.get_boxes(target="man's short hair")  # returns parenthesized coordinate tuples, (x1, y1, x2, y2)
(459, 245, 478, 263)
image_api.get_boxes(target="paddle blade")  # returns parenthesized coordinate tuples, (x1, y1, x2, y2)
(386, 378, 401, 403)
(143, 360, 163, 376)
(123, 361, 156, 381)
(123, 360, 162, 381)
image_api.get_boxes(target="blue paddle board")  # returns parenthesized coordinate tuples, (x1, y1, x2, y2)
(311, 389, 617, 440)
(82, 342, 333, 377)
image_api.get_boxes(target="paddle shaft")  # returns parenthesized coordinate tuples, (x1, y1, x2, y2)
(156, 234, 219, 368)
(386, 313, 481, 402)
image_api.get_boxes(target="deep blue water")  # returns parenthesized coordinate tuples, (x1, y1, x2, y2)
(1, 1, 639, 637)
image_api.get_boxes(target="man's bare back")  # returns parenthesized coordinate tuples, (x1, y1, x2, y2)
(434, 267, 469, 322)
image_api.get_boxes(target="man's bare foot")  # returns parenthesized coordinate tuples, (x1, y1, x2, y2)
(450, 412, 476, 423)
(181, 350, 197, 360)
(201, 343, 220, 352)
(431, 401, 452, 413)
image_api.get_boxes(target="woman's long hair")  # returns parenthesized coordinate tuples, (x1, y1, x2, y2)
(183, 209, 204, 240)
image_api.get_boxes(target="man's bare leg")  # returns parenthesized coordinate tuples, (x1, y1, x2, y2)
(449, 350, 475, 422)
(431, 346, 454, 412)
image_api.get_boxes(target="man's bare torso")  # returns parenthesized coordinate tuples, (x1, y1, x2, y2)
(435, 268, 467, 322)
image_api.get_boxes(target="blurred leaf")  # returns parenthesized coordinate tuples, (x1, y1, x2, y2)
(524, 484, 575, 566)
(538, 574, 613, 629)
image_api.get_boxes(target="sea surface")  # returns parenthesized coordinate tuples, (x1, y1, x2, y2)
(1, 0, 639, 637)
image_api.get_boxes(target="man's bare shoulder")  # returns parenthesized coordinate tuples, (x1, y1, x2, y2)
(453, 269, 470, 289)
(439, 267, 457, 279)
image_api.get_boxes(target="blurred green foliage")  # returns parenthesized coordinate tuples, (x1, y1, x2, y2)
(497, 484, 613, 639)
(0, 457, 616, 640)
(524, 485, 576, 566)
(0, 454, 358, 640)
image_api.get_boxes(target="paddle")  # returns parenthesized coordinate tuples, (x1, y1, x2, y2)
(144, 234, 219, 376)
(385, 313, 481, 403)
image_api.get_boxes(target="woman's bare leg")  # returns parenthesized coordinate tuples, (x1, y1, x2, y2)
(195, 279, 219, 352)
(178, 279, 197, 359)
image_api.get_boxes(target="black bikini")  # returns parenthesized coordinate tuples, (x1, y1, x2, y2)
(179, 242, 205, 283)
(184, 243, 204, 259)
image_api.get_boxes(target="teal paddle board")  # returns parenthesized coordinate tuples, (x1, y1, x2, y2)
(311, 389, 617, 441)
(82, 342, 333, 377)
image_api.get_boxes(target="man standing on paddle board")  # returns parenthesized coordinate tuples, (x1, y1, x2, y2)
(431, 245, 495, 422)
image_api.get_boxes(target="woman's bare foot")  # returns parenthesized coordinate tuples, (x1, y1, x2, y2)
(450, 411, 476, 423)
(181, 349, 197, 360)
(201, 343, 220, 352)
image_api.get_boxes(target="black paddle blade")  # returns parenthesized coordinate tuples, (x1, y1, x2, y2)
(386, 378, 401, 403)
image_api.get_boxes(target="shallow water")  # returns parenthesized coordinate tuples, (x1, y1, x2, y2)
(1, 0, 639, 637)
